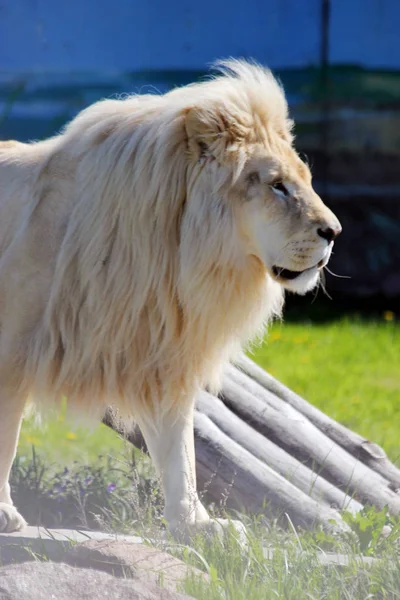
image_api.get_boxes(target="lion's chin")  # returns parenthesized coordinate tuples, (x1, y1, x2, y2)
(271, 265, 321, 295)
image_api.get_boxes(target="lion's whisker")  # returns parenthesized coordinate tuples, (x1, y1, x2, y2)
(324, 266, 351, 279)
(319, 271, 332, 300)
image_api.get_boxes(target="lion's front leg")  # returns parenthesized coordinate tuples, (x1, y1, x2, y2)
(138, 400, 246, 543)
(139, 400, 208, 537)
(0, 387, 27, 533)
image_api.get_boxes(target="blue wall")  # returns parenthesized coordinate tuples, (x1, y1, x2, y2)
(1, 0, 400, 73)
(330, 0, 400, 69)
(1, 0, 321, 71)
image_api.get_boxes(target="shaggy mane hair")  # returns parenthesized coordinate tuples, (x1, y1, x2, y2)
(14, 60, 288, 426)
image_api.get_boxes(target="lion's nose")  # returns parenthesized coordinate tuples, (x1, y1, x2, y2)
(317, 224, 342, 244)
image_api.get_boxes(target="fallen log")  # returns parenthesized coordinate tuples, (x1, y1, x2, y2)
(103, 357, 400, 531)
(196, 391, 363, 515)
(236, 354, 400, 491)
(193, 408, 350, 532)
(221, 364, 400, 513)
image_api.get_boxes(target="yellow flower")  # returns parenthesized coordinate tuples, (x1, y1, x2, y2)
(24, 435, 42, 446)
(270, 331, 281, 341)
(66, 432, 77, 440)
(293, 336, 309, 344)
(383, 311, 395, 322)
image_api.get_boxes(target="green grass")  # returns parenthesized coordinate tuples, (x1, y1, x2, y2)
(251, 313, 400, 463)
(181, 518, 400, 600)
(18, 418, 127, 465)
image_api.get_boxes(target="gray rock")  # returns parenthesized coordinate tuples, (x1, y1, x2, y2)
(0, 527, 207, 594)
(65, 539, 208, 592)
(0, 562, 195, 600)
(0, 526, 143, 566)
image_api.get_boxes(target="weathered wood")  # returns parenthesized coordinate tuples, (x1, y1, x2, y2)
(236, 354, 400, 491)
(193, 410, 349, 532)
(222, 365, 400, 514)
(103, 358, 400, 531)
(196, 391, 362, 515)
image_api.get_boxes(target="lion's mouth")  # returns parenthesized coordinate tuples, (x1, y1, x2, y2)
(272, 266, 306, 280)
(272, 260, 324, 281)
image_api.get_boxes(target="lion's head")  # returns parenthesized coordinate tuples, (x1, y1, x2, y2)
(183, 60, 341, 294)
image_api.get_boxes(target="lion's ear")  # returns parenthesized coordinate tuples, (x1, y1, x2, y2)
(185, 105, 250, 162)
(185, 106, 216, 160)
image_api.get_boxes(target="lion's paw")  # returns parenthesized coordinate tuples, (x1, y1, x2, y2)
(0, 503, 27, 533)
(170, 517, 247, 547)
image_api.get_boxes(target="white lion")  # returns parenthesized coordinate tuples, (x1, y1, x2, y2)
(0, 60, 341, 538)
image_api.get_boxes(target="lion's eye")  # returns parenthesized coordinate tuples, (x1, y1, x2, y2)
(270, 181, 288, 196)
(247, 171, 260, 186)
